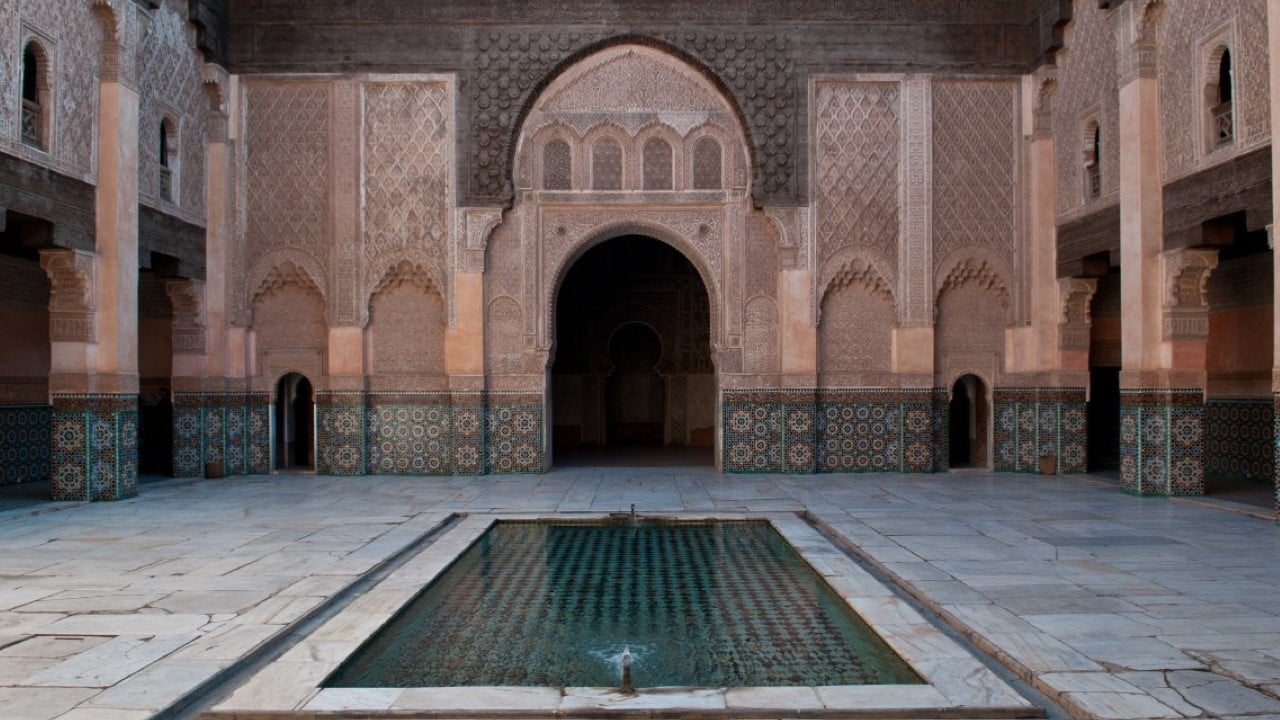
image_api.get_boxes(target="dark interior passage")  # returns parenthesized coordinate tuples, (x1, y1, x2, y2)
(276, 373, 314, 470)
(551, 235, 713, 465)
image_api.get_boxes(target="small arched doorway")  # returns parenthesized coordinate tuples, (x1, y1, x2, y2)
(949, 374, 990, 469)
(551, 235, 714, 466)
(275, 372, 314, 471)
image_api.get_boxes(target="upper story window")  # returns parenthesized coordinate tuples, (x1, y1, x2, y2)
(591, 138, 622, 191)
(1210, 47, 1234, 148)
(20, 41, 50, 151)
(692, 138, 722, 190)
(158, 118, 178, 203)
(642, 138, 673, 190)
(1083, 121, 1101, 200)
(542, 138, 572, 190)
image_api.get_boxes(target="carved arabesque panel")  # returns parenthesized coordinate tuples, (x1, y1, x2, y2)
(469, 32, 795, 203)
(819, 278, 894, 377)
(1052, 1, 1120, 220)
(932, 80, 1018, 269)
(137, 0, 207, 224)
(1, 0, 100, 179)
(814, 79, 896, 272)
(369, 267, 446, 377)
(815, 81, 900, 276)
(362, 81, 452, 310)
(243, 80, 330, 270)
(1159, 0, 1269, 182)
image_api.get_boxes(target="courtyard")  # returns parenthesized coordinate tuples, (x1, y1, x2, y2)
(0, 469, 1277, 720)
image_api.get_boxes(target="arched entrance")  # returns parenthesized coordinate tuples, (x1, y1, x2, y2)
(949, 374, 990, 469)
(551, 235, 714, 466)
(275, 372, 313, 471)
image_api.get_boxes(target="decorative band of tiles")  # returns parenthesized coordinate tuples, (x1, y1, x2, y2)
(1204, 399, 1274, 485)
(51, 394, 138, 501)
(994, 389, 1088, 474)
(1120, 394, 1204, 497)
(172, 395, 271, 479)
(1120, 388, 1205, 407)
(0, 404, 51, 486)
(723, 389, 945, 474)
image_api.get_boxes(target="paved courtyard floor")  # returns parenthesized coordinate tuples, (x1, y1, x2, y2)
(0, 468, 1278, 720)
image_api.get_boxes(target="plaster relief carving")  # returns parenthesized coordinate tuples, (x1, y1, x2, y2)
(243, 80, 330, 270)
(363, 80, 452, 319)
(38, 248, 96, 343)
(368, 261, 445, 377)
(815, 81, 900, 277)
(165, 279, 206, 354)
(1058, 277, 1098, 350)
(932, 80, 1019, 270)
(1161, 246, 1218, 341)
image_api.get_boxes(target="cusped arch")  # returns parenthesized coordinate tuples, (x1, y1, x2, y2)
(935, 250, 1014, 308)
(249, 251, 327, 308)
(511, 41, 754, 195)
(818, 248, 897, 321)
(546, 221, 722, 357)
(362, 250, 445, 323)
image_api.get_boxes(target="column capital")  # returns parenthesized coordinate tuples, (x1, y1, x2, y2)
(1161, 246, 1219, 341)
(1115, 0, 1162, 86)
(91, 0, 148, 89)
(1030, 66, 1058, 140)
(165, 279, 207, 354)
(39, 248, 98, 343)
(1058, 277, 1098, 350)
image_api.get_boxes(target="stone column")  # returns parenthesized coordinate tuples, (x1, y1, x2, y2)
(1116, 2, 1205, 496)
(1270, 0, 1280, 520)
(46, 2, 144, 501)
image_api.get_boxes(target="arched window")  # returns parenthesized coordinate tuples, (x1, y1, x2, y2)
(692, 138, 722, 190)
(20, 41, 49, 150)
(1211, 47, 1234, 147)
(591, 138, 622, 191)
(542, 138, 572, 190)
(1083, 121, 1101, 200)
(159, 118, 178, 203)
(642, 138, 673, 190)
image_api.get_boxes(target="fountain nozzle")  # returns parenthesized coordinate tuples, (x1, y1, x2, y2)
(620, 646, 634, 694)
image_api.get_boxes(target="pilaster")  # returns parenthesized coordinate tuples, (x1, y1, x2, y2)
(1270, 0, 1280, 520)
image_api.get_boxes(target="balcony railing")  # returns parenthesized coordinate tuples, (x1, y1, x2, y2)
(21, 99, 42, 149)
(1212, 101, 1234, 147)
(159, 167, 173, 203)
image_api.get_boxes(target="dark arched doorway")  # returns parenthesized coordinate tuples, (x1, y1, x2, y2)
(275, 373, 313, 471)
(949, 374, 990, 469)
(552, 235, 713, 466)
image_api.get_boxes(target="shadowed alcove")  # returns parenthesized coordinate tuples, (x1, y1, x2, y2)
(552, 235, 714, 466)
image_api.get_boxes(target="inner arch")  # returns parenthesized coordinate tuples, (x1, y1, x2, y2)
(551, 235, 714, 467)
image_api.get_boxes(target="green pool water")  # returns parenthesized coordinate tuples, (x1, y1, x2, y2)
(326, 520, 922, 688)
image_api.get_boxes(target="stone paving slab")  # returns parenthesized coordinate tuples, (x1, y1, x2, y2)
(0, 470, 1272, 719)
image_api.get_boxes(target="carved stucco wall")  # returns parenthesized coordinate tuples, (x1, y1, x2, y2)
(368, 271, 446, 385)
(935, 262, 1011, 386)
(1158, 0, 1270, 183)
(819, 279, 895, 384)
(137, 0, 208, 227)
(253, 276, 327, 389)
(1052, 0, 1120, 223)
(931, 79, 1020, 277)
(0, 0, 101, 182)
(233, 75, 456, 340)
(814, 80, 900, 294)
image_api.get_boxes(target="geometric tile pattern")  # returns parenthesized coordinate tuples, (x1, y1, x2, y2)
(722, 391, 819, 473)
(316, 394, 366, 476)
(1120, 390, 1204, 496)
(0, 405, 51, 485)
(50, 394, 138, 502)
(724, 390, 942, 474)
(486, 395, 545, 474)
(1204, 400, 1274, 484)
(367, 399, 453, 475)
(993, 388, 1088, 474)
(171, 393, 272, 479)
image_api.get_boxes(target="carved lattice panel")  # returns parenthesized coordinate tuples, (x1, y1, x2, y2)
(138, 0, 207, 222)
(244, 81, 330, 268)
(814, 82, 900, 271)
(363, 81, 451, 296)
(932, 80, 1018, 267)
(1052, 1, 1119, 219)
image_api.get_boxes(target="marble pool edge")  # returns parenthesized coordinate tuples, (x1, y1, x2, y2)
(203, 512, 1040, 719)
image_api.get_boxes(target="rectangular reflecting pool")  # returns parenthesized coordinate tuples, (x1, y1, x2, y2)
(209, 513, 1040, 718)
(326, 520, 921, 688)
